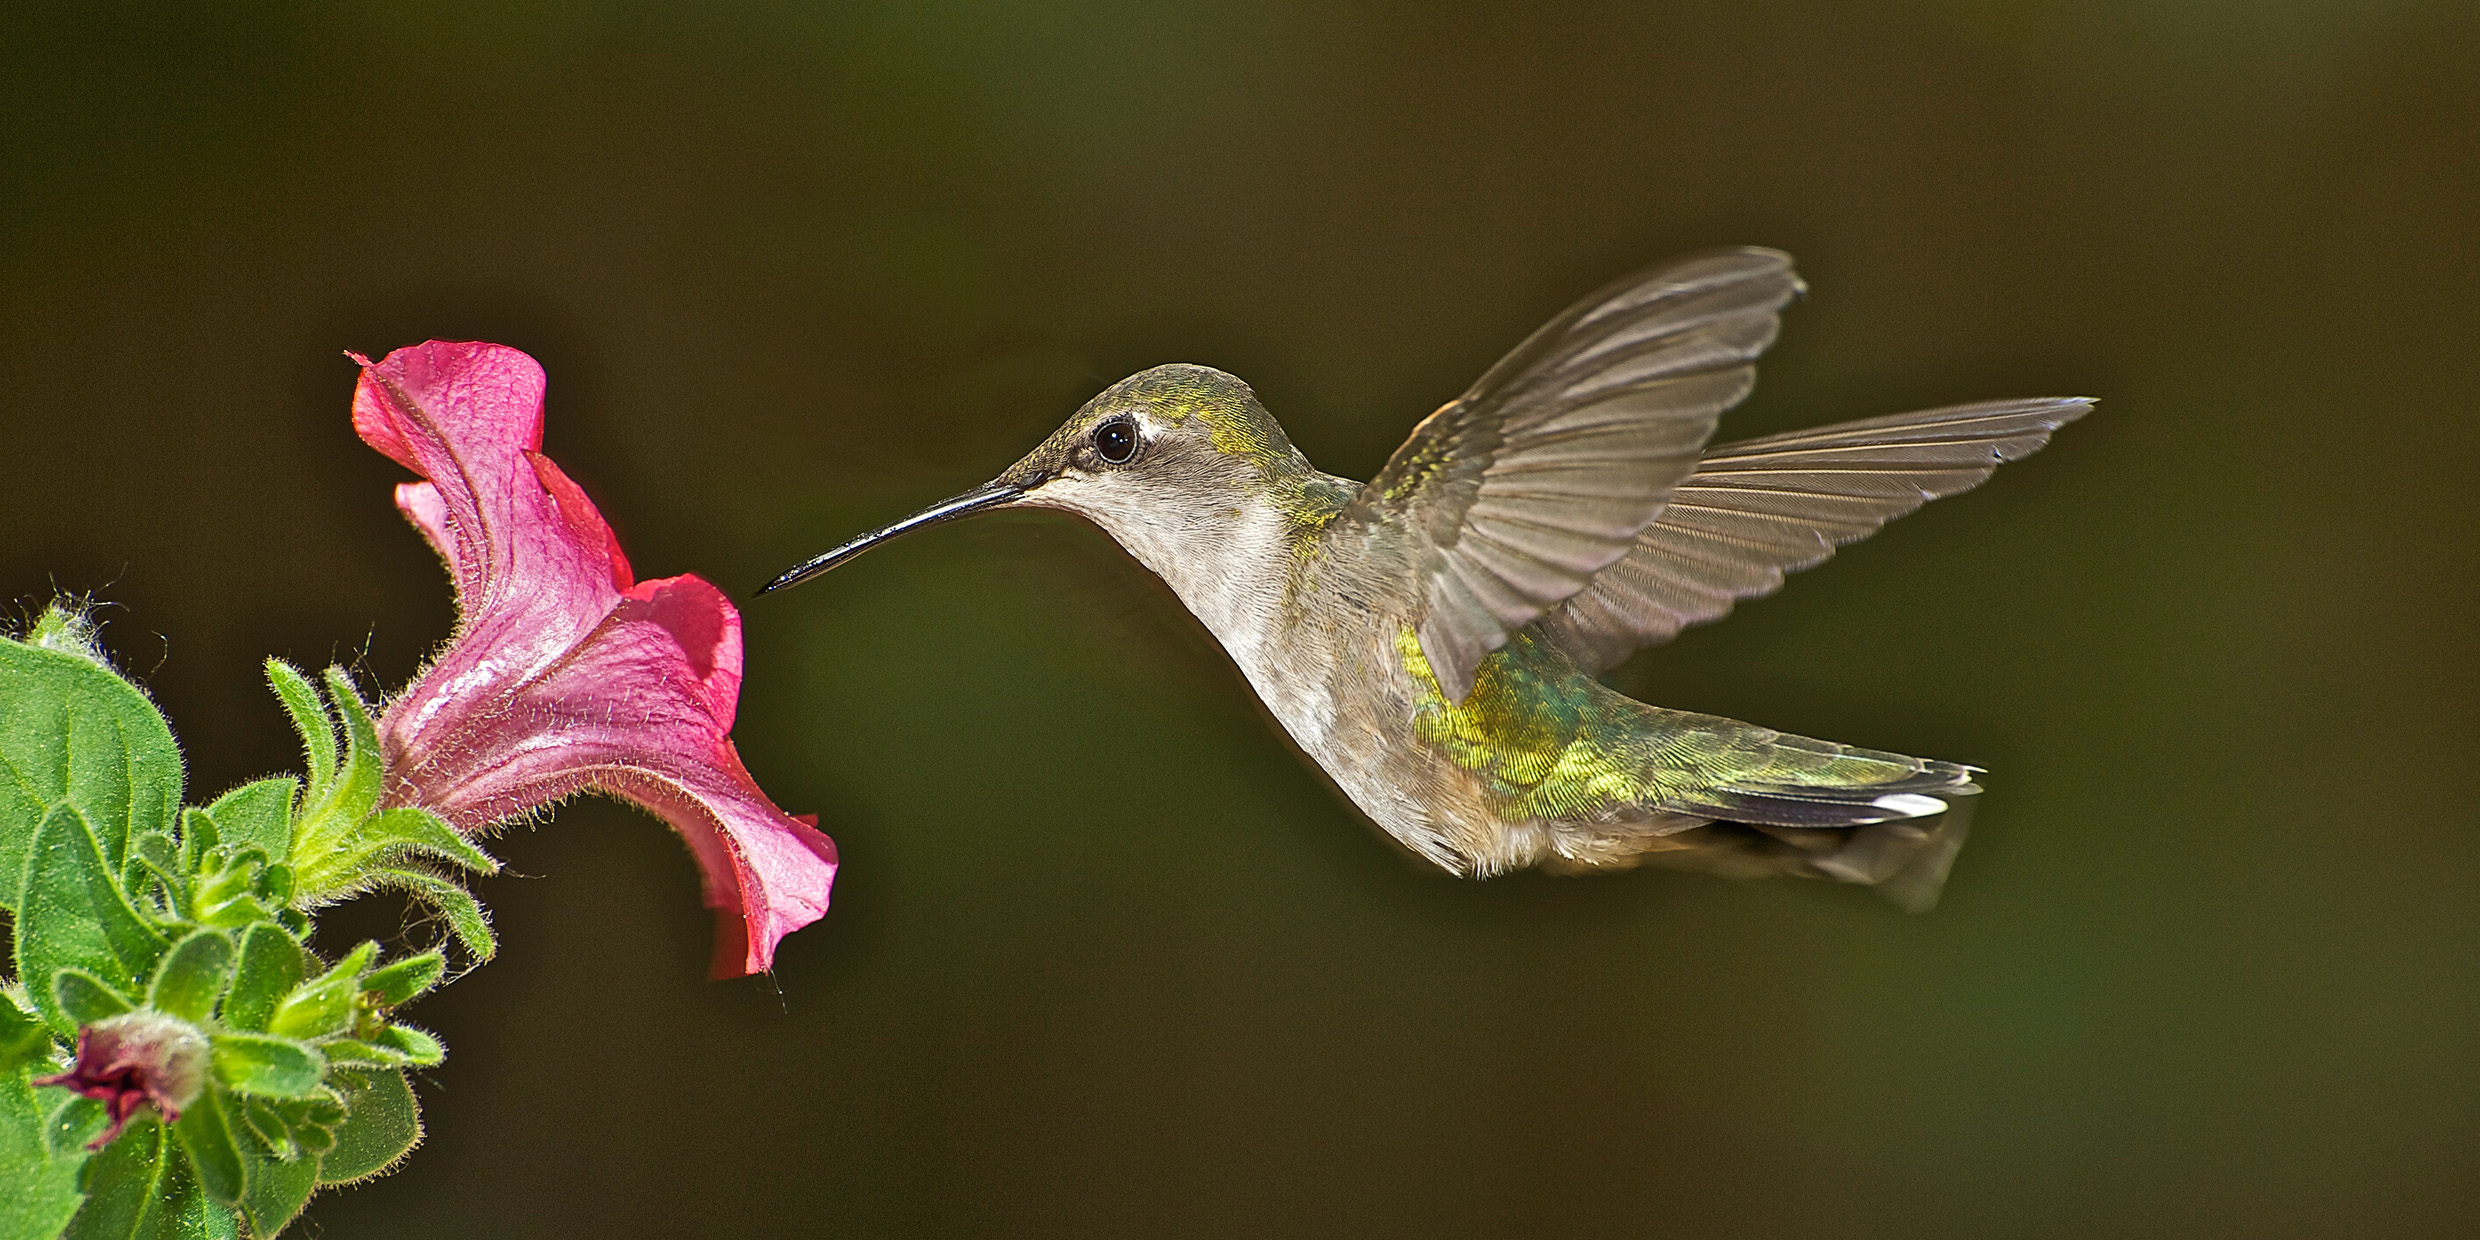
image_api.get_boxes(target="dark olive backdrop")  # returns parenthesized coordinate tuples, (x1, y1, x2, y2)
(6, 2, 2476, 1237)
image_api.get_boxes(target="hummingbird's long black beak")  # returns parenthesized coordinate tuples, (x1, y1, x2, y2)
(756, 481, 1026, 596)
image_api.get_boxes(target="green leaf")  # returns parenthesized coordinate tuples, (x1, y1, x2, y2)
(274, 1092, 341, 1159)
(309, 670, 380, 828)
(176, 811, 218, 881)
(261, 662, 334, 803)
(368, 869, 497, 961)
(62, 1115, 165, 1240)
(265, 943, 375, 1042)
(316, 1069, 419, 1186)
(209, 1035, 323, 1099)
(0, 617, 184, 914)
(169, 1088, 245, 1206)
(141, 1153, 241, 1240)
(237, 1097, 296, 1162)
(294, 805, 500, 903)
(202, 779, 295, 870)
(369, 807, 496, 874)
(220, 926, 304, 1035)
(0, 997, 52, 1074)
(53, 969, 135, 1028)
(359, 951, 446, 1008)
(373, 1024, 442, 1067)
(146, 931, 234, 1025)
(126, 831, 184, 919)
(16, 805, 171, 1034)
(188, 850, 278, 932)
(1, 1056, 89, 1240)
(237, 1131, 316, 1238)
(320, 1023, 443, 1070)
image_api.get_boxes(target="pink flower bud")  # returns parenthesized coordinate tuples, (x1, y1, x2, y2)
(36, 1011, 210, 1148)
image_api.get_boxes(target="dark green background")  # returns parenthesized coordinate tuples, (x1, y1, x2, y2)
(5, 2, 2476, 1236)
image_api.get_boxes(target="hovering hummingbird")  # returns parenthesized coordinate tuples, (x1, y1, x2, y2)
(763, 249, 2086, 908)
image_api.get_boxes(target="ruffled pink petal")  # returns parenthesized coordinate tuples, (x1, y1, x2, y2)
(357, 341, 834, 975)
(527, 451, 633, 592)
(392, 573, 835, 975)
(353, 344, 622, 704)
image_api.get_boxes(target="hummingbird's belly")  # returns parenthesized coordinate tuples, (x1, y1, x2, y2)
(1235, 620, 1532, 876)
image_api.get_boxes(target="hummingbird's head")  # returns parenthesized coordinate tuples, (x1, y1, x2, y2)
(761, 364, 1313, 596)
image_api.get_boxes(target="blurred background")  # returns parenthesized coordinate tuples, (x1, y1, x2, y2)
(4, 1, 2476, 1236)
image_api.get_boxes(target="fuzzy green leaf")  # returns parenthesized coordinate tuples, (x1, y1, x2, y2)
(1, 1057, 89, 1240)
(0, 617, 184, 914)
(238, 1097, 295, 1162)
(16, 805, 171, 1034)
(316, 1069, 419, 1186)
(369, 869, 497, 961)
(209, 1035, 323, 1099)
(146, 931, 234, 1025)
(361, 807, 497, 875)
(0, 998, 51, 1074)
(142, 1154, 240, 1240)
(294, 806, 498, 903)
(176, 811, 218, 878)
(262, 662, 334, 802)
(202, 780, 295, 870)
(321, 1023, 443, 1070)
(126, 831, 184, 918)
(311, 670, 381, 827)
(188, 860, 273, 931)
(265, 943, 375, 1042)
(237, 1132, 316, 1238)
(359, 951, 446, 1008)
(290, 1116, 335, 1158)
(53, 970, 135, 1028)
(169, 1088, 245, 1206)
(220, 926, 304, 1035)
(60, 1115, 165, 1240)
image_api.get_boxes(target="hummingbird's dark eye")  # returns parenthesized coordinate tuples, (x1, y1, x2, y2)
(1093, 417, 1140, 465)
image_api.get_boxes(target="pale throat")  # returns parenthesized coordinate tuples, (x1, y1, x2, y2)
(1084, 492, 1298, 669)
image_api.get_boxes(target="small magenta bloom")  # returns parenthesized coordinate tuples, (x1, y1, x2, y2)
(351, 341, 836, 976)
(37, 1011, 210, 1148)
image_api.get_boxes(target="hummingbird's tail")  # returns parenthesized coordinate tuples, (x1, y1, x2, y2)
(1541, 728, 1981, 911)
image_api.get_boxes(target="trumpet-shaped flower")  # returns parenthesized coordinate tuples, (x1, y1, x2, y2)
(351, 341, 835, 976)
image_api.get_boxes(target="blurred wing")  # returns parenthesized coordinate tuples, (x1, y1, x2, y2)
(1351, 247, 1804, 700)
(1542, 397, 2093, 670)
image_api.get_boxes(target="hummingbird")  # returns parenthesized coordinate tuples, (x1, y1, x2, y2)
(762, 248, 2086, 909)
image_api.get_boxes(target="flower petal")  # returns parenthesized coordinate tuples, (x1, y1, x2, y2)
(354, 343, 623, 689)
(389, 571, 834, 975)
(360, 341, 833, 974)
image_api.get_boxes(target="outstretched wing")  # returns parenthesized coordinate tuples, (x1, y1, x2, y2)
(1541, 397, 2093, 671)
(1348, 247, 1804, 701)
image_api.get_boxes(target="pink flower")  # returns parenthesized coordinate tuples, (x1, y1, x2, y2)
(351, 341, 836, 977)
(36, 1012, 209, 1148)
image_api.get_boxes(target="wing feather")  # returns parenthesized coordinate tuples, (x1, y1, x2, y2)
(1347, 247, 1805, 699)
(1541, 396, 2093, 670)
